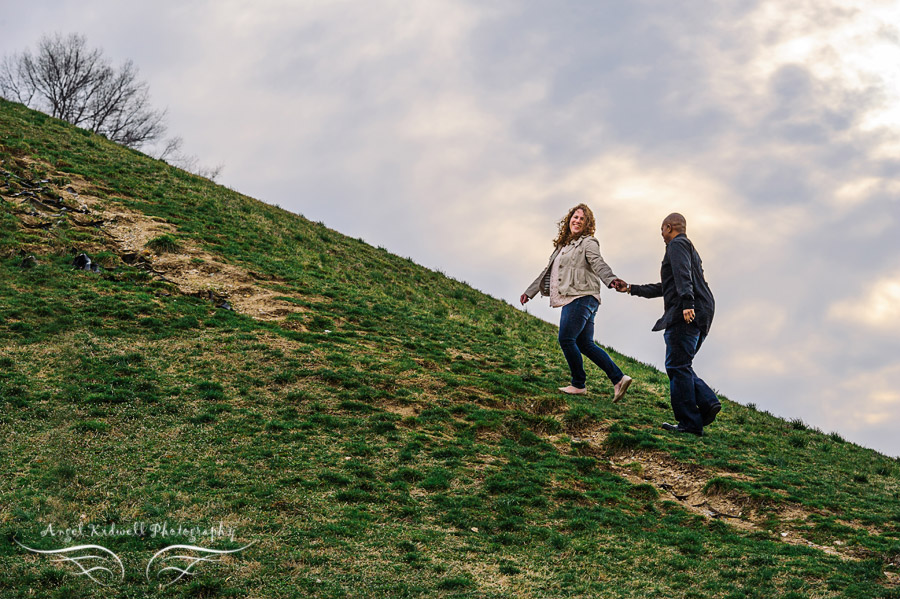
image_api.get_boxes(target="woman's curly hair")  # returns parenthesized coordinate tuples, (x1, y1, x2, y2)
(553, 203, 596, 248)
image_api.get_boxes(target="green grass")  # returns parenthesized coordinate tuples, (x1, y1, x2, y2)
(1, 97, 899, 597)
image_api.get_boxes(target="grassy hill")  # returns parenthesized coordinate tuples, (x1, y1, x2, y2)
(0, 97, 898, 598)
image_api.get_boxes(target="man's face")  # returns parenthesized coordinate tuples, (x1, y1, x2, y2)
(661, 222, 676, 245)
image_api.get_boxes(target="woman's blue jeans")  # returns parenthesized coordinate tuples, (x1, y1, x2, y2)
(558, 295, 624, 389)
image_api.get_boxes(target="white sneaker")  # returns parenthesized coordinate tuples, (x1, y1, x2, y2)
(612, 375, 632, 403)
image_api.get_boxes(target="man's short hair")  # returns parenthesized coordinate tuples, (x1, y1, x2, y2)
(664, 213, 686, 233)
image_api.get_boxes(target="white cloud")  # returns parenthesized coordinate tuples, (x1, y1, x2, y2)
(828, 274, 900, 332)
(821, 362, 900, 429)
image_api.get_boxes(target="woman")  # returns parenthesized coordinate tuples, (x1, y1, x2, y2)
(520, 204, 632, 401)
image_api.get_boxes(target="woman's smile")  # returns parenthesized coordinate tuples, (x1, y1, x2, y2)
(569, 209, 586, 235)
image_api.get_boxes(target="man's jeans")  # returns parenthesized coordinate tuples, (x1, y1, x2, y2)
(664, 323, 719, 432)
(558, 296, 624, 389)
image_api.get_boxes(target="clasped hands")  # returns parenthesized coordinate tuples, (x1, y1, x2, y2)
(611, 279, 695, 323)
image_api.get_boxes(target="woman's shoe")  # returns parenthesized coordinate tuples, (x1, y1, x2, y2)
(612, 375, 632, 403)
(559, 385, 587, 395)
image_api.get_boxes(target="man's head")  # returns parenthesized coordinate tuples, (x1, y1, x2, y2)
(660, 213, 686, 245)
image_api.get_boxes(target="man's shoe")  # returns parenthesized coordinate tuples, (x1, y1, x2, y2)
(559, 385, 586, 395)
(702, 403, 721, 427)
(612, 375, 632, 403)
(661, 422, 703, 437)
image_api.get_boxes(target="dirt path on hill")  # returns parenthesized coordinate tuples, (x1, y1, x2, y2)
(2, 158, 309, 323)
(545, 421, 871, 561)
(383, 394, 871, 562)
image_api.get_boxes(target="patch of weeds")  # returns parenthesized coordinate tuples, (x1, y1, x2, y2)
(339, 399, 375, 413)
(790, 418, 808, 431)
(562, 404, 595, 432)
(604, 430, 658, 453)
(420, 468, 452, 491)
(308, 314, 333, 332)
(391, 467, 424, 483)
(195, 380, 226, 401)
(627, 483, 659, 501)
(145, 234, 179, 253)
(787, 433, 808, 448)
(436, 576, 474, 590)
(874, 462, 894, 477)
(72, 420, 109, 433)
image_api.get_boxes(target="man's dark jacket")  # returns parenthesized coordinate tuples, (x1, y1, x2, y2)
(630, 234, 715, 335)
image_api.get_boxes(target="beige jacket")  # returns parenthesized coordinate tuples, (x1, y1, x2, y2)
(524, 236, 617, 301)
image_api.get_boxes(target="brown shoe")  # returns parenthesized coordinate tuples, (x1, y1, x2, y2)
(559, 385, 587, 395)
(612, 375, 632, 403)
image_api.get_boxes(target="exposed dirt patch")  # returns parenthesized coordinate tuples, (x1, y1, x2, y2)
(544, 420, 859, 559)
(382, 403, 419, 419)
(2, 160, 310, 322)
(886, 570, 900, 588)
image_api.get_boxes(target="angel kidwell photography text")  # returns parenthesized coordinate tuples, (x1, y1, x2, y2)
(15, 520, 253, 588)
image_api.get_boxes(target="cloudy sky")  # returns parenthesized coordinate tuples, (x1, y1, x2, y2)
(3, 1, 899, 455)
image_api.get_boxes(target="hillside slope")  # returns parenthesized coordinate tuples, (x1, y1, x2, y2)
(1, 98, 898, 598)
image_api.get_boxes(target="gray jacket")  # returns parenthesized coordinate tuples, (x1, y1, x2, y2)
(524, 236, 617, 301)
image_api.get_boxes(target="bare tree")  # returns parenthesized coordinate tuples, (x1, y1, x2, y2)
(150, 135, 223, 181)
(0, 33, 166, 149)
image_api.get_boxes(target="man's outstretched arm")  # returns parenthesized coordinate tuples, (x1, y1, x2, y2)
(628, 282, 663, 298)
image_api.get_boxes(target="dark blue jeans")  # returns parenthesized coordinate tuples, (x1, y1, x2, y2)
(664, 323, 719, 432)
(558, 296, 624, 389)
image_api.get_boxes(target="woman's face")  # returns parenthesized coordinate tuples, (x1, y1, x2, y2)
(569, 209, 586, 235)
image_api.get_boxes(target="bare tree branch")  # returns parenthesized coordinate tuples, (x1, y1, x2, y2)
(2, 32, 222, 179)
(0, 33, 165, 148)
(156, 136, 183, 162)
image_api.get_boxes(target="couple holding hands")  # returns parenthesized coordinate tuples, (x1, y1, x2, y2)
(520, 205, 720, 437)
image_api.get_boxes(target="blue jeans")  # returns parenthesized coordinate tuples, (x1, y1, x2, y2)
(664, 323, 720, 432)
(558, 296, 624, 389)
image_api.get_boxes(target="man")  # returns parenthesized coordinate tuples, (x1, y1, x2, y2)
(616, 213, 720, 436)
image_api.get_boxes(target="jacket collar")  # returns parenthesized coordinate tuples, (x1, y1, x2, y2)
(567, 234, 591, 248)
(551, 234, 591, 260)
